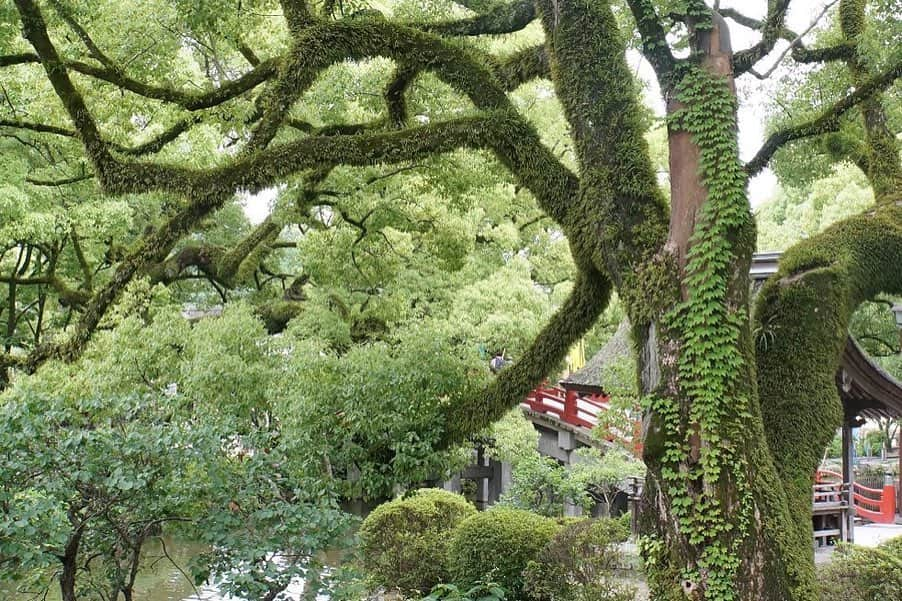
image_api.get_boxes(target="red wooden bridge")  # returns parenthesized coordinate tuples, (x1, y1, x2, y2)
(522, 388, 898, 529)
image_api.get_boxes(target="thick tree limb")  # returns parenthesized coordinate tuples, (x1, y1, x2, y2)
(384, 63, 417, 127)
(441, 265, 611, 445)
(422, 0, 536, 36)
(755, 202, 902, 586)
(745, 60, 902, 176)
(280, 0, 314, 36)
(493, 45, 550, 90)
(536, 0, 667, 284)
(0, 52, 40, 66)
(792, 42, 855, 63)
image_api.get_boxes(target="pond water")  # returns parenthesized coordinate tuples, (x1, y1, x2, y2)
(2, 538, 312, 601)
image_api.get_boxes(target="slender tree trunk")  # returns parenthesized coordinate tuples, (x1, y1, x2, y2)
(59, 529, 82, 601)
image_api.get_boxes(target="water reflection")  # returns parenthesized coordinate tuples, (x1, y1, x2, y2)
(3, 538, 313, 601)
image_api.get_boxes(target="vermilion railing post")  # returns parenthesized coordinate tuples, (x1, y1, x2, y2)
(563, 389, 578, 425)
(882, 483, 896, 518)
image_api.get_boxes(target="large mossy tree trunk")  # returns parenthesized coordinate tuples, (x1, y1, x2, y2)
(631, 15, 814, 601)
(535, 4, 812, 596)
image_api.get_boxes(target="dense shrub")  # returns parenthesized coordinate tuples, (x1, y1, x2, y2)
(817, 537, 902, 600)
(522, 518, 634, 601)
(359, 488, 476, 595)
(448, 508, 559, 599)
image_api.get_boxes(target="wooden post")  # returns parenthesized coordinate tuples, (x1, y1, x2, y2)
(842, 417, 855, 542)
(842, 418, 853, 485)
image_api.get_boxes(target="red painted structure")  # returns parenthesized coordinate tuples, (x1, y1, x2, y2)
(522, 383, 642, 453)
(525, 387, 900, 525)
(522, 383, 608, 429)
(852, 480, 897, 524)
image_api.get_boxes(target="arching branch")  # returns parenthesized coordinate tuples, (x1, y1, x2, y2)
(441, 264, 612, 445)
(1, 52, 279, 111)
(755, 202, 902, 564)
(1, 116, 197, 156)
(493, 45, 550, 90)
(421, 0, 536, 36)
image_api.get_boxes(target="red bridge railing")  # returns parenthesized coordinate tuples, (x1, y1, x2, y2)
(522, 383, 609, 429)
(853, 480, 897, 524)
(814, 469, 897, 524)
(522, 383, 641, 453)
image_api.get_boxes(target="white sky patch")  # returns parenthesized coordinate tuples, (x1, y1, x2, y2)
(239, 187, 279, 225)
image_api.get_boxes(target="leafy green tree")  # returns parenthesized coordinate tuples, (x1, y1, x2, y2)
(0, 389, 354, 601)
(0, 1, 900, 600)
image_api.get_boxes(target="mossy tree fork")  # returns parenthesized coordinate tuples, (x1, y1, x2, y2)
(3, 0, 901, 599)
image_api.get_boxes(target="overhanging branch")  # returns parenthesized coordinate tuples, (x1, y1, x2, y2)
(745, 60, 902, 176)
(421, 0, 536, 36)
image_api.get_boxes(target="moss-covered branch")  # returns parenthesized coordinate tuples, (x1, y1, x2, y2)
(116, 117, 200, 156)
(3, 49, 279, 112)
(441, 265, 611, 445)
(421, 0, 536, 36)
(792, 42, 855, 63)
(744, 59, 902, 176)
(25, 174, 93, 187)
(0, 118, 77, 139)
(536, 0, 667, 285)
(732, 0, 793, 75)
(0, 52, 39, 67)
(493, 45, 550, 90)
(280, 0, 314, 36)
(755, 202, 902, 586)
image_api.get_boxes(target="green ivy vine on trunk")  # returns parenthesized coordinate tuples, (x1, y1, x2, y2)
(645, 64, 756, 600)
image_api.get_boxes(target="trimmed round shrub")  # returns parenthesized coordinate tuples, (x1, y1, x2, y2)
(359, 488, 476, 595)
(448, 507, 559, 599)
